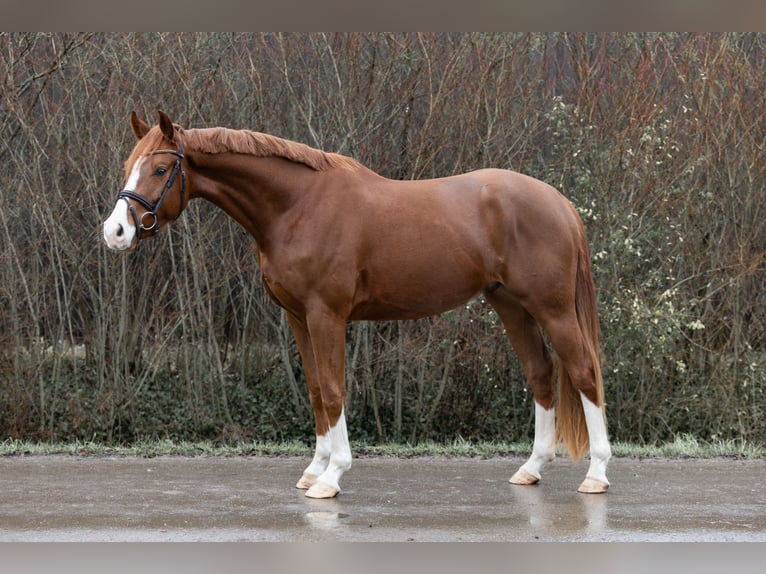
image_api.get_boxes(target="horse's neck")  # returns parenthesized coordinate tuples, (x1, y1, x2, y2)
(189, 152, 309, 246)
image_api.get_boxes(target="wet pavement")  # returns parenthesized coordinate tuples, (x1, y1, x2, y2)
(0, 455, 764, 541)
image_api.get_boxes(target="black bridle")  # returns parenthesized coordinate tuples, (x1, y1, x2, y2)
(117, 136, 186, 239)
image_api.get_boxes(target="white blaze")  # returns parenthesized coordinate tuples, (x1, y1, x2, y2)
(124, 157, 144, 191)
(103, 158, 144, 251)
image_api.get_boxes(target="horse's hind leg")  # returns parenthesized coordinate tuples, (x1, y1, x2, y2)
(540, 312, 611, 493)
(485, 287, 556, 485)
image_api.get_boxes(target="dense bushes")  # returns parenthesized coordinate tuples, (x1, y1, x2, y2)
(1, 33, 763, 445)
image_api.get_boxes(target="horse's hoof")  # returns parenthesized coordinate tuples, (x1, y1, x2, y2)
(305, 481, 340, 499)
(296, 473, 318, 490)
(509, 469, 540, 485)
(578, 477, 609, 494)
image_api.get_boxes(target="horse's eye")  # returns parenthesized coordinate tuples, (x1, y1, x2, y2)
(154, 167, 167, 176)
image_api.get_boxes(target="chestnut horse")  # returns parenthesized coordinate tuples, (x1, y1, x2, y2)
(103, 111, 611, 498)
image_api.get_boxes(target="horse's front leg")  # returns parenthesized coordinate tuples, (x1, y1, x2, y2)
(287, 310, 351, 498)
(295, 435, 331, 490)
(285, 313, 328, 490)
(304, 406, 351, 499)
(294, 407, 351, 499)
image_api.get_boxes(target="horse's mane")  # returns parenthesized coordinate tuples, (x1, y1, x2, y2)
(125, 126, 360, 177)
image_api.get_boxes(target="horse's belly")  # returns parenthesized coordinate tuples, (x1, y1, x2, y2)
(348, 263, 486, 321)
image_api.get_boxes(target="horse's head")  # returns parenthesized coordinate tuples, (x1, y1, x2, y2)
(103, 110, 187, 251)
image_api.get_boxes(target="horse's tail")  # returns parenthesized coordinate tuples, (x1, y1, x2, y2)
(555, 229, 605, 460)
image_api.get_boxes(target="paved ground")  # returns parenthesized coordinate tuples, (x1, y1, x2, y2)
(0, 455, 764, 541)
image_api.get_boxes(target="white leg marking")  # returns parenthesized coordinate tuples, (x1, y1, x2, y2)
(511, 402, 555, 483)
(305, 408, 352, 498)
(581, 392, 611, 485)
(303, 433, 332, 479)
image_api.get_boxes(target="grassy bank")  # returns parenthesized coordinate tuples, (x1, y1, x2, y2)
(1, 434, 762, 459)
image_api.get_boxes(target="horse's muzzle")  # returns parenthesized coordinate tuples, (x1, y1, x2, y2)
(103, 199, 137, 251)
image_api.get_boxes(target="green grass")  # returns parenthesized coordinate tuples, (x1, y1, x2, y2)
(611, 433, 766, 459)
(0, 434, 763, 459)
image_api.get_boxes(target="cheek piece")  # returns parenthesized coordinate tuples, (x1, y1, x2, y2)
(117, 137, 185, 241)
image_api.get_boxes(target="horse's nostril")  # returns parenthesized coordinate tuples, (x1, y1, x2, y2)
(116, 224, 124, 237)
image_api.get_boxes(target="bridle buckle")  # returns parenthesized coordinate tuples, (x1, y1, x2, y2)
(116, 136, 186, 245)
(139, 210, 158, 232)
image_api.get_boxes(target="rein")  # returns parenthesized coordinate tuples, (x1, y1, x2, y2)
(117, 136, 186, 241)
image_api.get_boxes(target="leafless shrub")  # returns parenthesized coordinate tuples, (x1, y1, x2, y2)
(0, 33, 763, 444)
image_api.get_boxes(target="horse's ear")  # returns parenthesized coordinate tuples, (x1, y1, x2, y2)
(130, 111, 150, 140)
(158, 110, 176, 143)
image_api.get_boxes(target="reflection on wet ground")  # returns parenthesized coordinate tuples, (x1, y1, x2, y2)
(0, 455, 764, 541)
(508, 474, 608, 535)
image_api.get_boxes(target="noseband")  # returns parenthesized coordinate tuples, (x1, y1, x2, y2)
(117, 136, 186, 239)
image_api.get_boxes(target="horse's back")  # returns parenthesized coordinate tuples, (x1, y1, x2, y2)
(343, 167, 581, 320)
